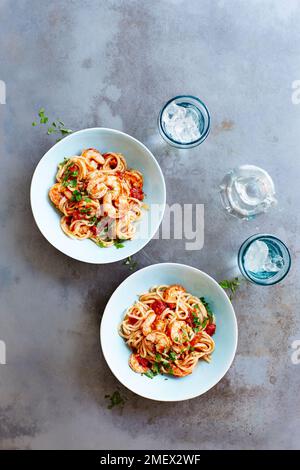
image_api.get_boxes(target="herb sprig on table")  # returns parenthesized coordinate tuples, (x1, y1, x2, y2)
(105, 390, 126, 409)
(123, 256, 138, 271)
(219, 277, 241, 300)
(32, 107, 73, 141)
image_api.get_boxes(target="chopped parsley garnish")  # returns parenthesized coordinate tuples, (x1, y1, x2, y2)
(84, 197, 92, 203)
(200, 297, 214, 320)
(80, 208, 91, 214)
(58, 157, 69, 167)
(219, 278, 241, 300)
(143, 370, 155, 379)
(152, 363, 161, 375)
(114, 240, 125, 249)
(38, 107, 48, 124)
(155, 353, 162, 362)
(97, 241, 106, 248)
(169, 351, 177, 361)
(71, 190, 82, 201)
(32, 108, 73, 141)
(68, 179, 77, 188)
(105, 390, 126, 409)
(123, 256, 137, 271)
(90, 216, 98, 224)
(192, 312, 201, 328)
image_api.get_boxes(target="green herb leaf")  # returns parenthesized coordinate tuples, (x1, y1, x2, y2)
(169, 351, 177, 361)
(90, 216, 98, 224)
(200, 297, 214, 320)
(68, 179, 77, 188)
(114, 240, 125, 249)
(32, 108, 73, 140)
(71, 190, 82, 201)
(143, 370, 155, 379)
(219, 277, 241, 300)
(60, 127, 73, 135)
(58, 157, 69, 167)
(123, 256, 137, 271)
(105, 390, 126, 409)
(192, 312, 201, 327)
(152, 363, 161, 375)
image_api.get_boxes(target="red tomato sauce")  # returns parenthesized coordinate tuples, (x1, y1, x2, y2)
(151, 300, 167, 315)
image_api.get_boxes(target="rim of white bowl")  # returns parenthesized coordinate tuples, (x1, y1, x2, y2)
(100, 262, 238, 401)
(30, 128, 166, 264)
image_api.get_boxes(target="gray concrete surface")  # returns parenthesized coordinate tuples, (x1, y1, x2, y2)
(0, 0, 300, 450)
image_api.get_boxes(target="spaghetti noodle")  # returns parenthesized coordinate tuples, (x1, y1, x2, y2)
(49, 148, 144, 247)
(119, 284, 216, 378)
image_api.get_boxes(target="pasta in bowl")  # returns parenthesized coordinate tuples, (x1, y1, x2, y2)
(120, 285, 216, 378)
(101, 263, 238, 401)
(49, 148, 145, 247)
(30, 128, 166, 263)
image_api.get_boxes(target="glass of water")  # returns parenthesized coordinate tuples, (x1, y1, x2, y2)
(238, 234, 291, 285)
(158, 95, 211, 148)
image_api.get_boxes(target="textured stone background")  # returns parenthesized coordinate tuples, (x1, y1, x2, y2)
(0, 0, 300, 450)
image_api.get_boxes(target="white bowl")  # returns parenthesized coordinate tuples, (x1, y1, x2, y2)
(101, 263, 238, 401)
(30, 128, 166, 263)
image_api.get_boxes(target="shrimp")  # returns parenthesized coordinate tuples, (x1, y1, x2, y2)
(56, 156, 88, 182)
(103, 153, 127, 172)
(85, 171, 106, 198)
(154, 318, 167, 333)
(145, 332, 170, 354)
(49, 183, 64, 207)
(102, 192, 117, 218)
(129, 353, 149, 373)
(163, 284, 186, 303)
(142, 312, 156, 336)
(81, 148, 105, 169)
(102, 175, 122, 199)
(170, 365, 192, 377)
(170, 321, 193, 345)
(87, 177, 107, 199)
(124, 170, 143, 189)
